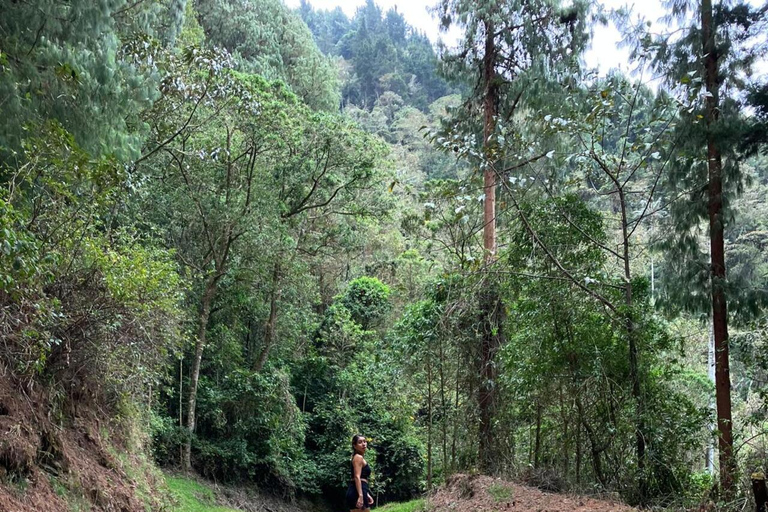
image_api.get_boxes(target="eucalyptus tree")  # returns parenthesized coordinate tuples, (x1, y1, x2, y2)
(434, 0, 590, 472)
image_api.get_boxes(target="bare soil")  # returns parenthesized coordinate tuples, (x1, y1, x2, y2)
(0, 374, 154, 512)
(428, 474, 637, 512)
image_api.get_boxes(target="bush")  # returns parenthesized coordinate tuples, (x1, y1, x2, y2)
(371, 429, 424, 502)
(339, 276, 391, 330)
(190, 368, 310, 494)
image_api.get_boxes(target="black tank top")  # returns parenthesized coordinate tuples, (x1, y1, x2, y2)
(350, 456, 371, 480)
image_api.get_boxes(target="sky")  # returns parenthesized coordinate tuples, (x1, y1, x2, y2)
(283, 0, 668, 76)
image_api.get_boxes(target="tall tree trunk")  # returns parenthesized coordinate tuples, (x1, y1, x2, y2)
(528, 424, 534, 466)
(254, 262, 281, 372)
(452, 350, 460, 471)
(576, 397, 607, 488)
(183, 275, 218, 472)
(510, 428, 516, 468)
(427, 357, 433, 490)
(576, 399, 582, 486)
(559, 385, 570, 478)
(245, 318, 253, 361)
(439, 339, 449, 476)
(702, 0, 735, 495)
(478, 18, 502, 475)
(479, 282, 502, 473)
(534, 402, 542, 469)
(179, 357, 183, 465)
(618, 187, 646, 503)
(482, 27, 497, 262)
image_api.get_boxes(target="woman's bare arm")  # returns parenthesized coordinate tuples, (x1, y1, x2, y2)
(353, 455, 364, 507)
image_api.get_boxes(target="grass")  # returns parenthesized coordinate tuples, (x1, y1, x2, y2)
(487, 482, 513, 502)
(164, 475, 242, 512)
(46, 474, 91, 512)
(164, 476, 428, 512)
(107, 447, 156, 511)
(376, 498, 428, 512)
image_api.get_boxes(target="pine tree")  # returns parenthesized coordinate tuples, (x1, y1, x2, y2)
(0, 0, 185, 163)
(630, 0, 768, 495)
(193, 0, 340, 111)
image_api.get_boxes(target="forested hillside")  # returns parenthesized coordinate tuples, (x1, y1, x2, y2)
(1, 0, 767, 511)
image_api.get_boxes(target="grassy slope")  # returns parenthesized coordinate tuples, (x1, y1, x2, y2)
(376, 499, 427, 512)
(165, 475, 242, 512)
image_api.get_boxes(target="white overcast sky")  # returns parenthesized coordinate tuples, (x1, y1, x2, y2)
(283, 0, 667, 75)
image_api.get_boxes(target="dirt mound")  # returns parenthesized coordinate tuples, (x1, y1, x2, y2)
(0, 374, 157, 512)
(429, 474, 636, 512)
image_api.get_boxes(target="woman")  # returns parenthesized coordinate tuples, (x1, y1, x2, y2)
(346, 434, 374, 511)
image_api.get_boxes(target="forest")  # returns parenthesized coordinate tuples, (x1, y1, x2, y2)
(1, 0, 768, 510)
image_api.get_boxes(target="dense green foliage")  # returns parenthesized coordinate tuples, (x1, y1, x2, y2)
(298, 0, 454, 109)
(194, 0, 341, 111)
(1, 0, 767, 510)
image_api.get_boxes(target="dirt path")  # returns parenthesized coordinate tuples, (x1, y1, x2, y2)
(427, 474, 636, 512)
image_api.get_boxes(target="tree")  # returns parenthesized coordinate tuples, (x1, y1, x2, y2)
(502, 195, 708, 498)
(435, 0, 589, 473)
(301, 0, 452, 110)
(625, 0, 768, 494)
(743, 81, 768, 156)
(135, 31, 388, 468)
(0, 0, 185, 163)
(194, 0, 340, 111)
(384, 7, 408, 45)
(701, 0, 734, 490)
(532, 74, 681, 502)
(252, 114, 387, 371)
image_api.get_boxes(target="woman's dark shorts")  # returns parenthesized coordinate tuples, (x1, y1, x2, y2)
(345, 481, 371, 509)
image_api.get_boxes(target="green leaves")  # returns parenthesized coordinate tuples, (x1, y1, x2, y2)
(0, 0, 180, 162)
(0, 200, 42, 293)
(195, 0, 340, 111)
(338, 277, 391, 330)
(0, 116, 185, 407)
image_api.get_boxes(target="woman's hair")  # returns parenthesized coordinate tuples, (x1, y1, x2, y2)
(352, 434, 365, 453)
